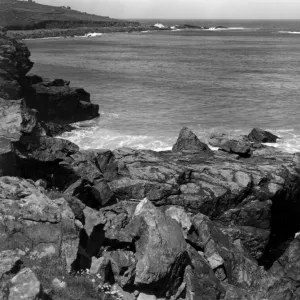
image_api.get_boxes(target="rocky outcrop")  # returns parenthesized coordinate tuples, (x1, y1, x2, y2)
(0, 35, 99, 148)
(0, 176, 79, 272)
(172, 126, 213, 155)
(209, 132, 252, 156)
(23, 75, 99, 123)
(0, 35, 33, 100)
(248, 128, 279, 143)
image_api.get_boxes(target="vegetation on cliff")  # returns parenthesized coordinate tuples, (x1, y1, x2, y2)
(0, 0, 140, 30)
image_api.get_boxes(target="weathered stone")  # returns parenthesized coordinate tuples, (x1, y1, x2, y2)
(187, 213, 265, 289)
(209, 132, 252, 156)
(248, 128, 279, 143)
(165, 206, 192, 238)
(130, 199, 188, 296)
(24, 77, 99, 123)
(172, 127, 213, 154)
(0, 35, 33, 100)
(0, 177, 79, 272)
(8, 268, 42, 300)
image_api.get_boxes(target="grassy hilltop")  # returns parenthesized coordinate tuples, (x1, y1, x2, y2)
(0, 0, 139, 30)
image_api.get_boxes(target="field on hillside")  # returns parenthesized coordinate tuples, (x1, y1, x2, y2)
(0, 0, 138, 30)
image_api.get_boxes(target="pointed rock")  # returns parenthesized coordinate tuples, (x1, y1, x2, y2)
(172, 127, 213, 154)
(248, 128, 278, 143)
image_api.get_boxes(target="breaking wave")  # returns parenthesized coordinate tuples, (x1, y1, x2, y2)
(278, 31, 300, 35)
(76, 32, 104, 38)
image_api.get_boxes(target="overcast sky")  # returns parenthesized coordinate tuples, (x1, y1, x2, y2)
(37, 0, 300, 19)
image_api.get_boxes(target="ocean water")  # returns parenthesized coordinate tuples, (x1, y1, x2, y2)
(25, 20, 300, 153)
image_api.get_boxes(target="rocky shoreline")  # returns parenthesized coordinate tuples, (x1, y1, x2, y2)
(6, 23, 230, 40)
(1, 31, 300, 300)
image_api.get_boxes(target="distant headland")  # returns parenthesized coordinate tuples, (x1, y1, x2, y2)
(1, 0, 230, 39)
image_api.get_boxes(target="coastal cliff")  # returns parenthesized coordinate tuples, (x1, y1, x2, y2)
(1, 34, 300, 300)
(0, 1, 144, 40)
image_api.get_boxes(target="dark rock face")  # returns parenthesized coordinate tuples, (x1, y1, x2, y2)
(0, 36, 99, 143)
(248, 128, 279, 143)
(209, 132, 252, 156)
(263, 237, 300, 299)
(80, 199, 189, 297)
(0, 35, 33, 100)
(172, 127, 213, 154)
(24, 76, 99, 123)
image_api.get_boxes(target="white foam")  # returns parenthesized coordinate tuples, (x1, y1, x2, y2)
(99, 111, 119, 118)
(206, 27, 256, 31)
(76, 32, 103, 38)
(58, 126, 173, 151)
(154, 23, 166, 29)
(23, 36, 67, 41)
(278, 31, 300, 35)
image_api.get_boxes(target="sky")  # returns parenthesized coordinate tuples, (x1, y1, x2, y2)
(37, 0, 300, 19)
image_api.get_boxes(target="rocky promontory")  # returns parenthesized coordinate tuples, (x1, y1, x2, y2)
(1, 33, 300, 300)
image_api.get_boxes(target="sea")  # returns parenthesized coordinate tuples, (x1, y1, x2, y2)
(24, 19, 300, 153)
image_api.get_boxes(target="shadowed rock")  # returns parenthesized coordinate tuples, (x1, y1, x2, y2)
(209, 132, 252, 156)
(0, 35, 33, 100)
(172, 127, 213, 154)
(248, 128, 279, 143)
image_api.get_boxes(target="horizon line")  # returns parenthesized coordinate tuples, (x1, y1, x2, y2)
(121, 18, 300, 21)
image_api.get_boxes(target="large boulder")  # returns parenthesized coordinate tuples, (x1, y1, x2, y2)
(248, 128, 279, 143)
(172, 127, 213, 154)
(187, 213, 265, 289)
(80, 199, 189, 298)
(24, 76, 99, 123)
(0, 177, 79, 272)
(0, 35, 33, 100)
(209, 132, 252, 156)
(184, 245, 225, 300)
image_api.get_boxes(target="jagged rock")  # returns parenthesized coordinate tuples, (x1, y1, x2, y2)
(80, 200, 188, 297)
(101, 251, 136, 288)
(0, 177, 79, 272)
(7, 268, 42, 300)
(24, 76, 99, 123)
(12, 141, 116, 208)
(172, 127, 213, 154)
(0, 35, 33, 100)
(209, 132, 252, 156)
(262, 237, 300, 299)
(129, 199, 188, 296)
(164, 206, 192, 238)
(13, 135, 79, 162)
(215, 198, 272, 259)
(184, 245, 225, 300)
(248, 128, 279, 143)
(187, 213, 265, 289)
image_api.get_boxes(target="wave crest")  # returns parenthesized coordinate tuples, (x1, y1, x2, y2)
(278, 31, 300, 35)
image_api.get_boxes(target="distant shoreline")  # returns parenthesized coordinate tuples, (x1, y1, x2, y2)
(7, 24, 232, 40)
(7, 26, 150, 40)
